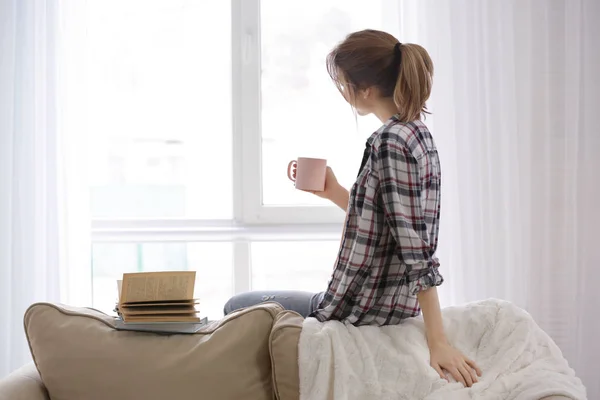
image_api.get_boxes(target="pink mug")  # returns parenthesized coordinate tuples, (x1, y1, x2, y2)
(287, 157, 327, 192)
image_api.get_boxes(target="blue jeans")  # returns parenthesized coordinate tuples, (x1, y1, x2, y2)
(223, 290, 325, 318)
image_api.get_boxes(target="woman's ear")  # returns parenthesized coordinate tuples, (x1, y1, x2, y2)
(362, 87, 371, 100)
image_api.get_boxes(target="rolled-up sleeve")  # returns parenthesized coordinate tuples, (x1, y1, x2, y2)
(375, 140, 443, 295)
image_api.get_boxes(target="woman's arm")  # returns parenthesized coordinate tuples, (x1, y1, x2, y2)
(418, 287, 482, 386)
(417, 287, 446, 345)
(329, 185, 350, 211)
(374, 141, 482, 387)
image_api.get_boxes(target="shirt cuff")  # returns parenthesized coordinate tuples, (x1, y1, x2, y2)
(408, 265, 444, 295)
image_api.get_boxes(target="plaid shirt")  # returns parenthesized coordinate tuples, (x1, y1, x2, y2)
(311, 117, 443, 326)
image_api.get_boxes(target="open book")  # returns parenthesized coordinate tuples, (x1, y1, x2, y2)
(116, 271, 201, 323)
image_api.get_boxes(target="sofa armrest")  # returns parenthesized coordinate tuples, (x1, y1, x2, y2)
(269, 310, 304, 400)
(0, 363, 49, 400)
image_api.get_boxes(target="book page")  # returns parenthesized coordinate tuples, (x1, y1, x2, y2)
(121, 308, 199, 316)
(119, 271, 196, 304)
(119, 300, 199, 308)
(116, 280, 122, 301)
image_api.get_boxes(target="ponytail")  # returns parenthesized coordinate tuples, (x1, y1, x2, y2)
(393, 43, 434, 122)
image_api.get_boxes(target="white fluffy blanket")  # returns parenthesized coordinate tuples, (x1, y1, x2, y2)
(299, 299, 586, 400)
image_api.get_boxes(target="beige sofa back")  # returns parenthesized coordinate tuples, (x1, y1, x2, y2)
(24, 302, 284, 400)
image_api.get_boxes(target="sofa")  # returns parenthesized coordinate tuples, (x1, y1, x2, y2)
(0, 302, 573, 400)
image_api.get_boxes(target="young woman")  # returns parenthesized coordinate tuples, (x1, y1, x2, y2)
(224, 29, 482, 387)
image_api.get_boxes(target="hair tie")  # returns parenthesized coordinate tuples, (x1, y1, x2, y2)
(393, 42, 403, 68)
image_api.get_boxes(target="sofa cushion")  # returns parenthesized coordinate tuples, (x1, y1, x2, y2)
(24, 301, 284, 400)
(269, 310, 303, 400)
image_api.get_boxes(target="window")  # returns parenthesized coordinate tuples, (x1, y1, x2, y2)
(251, 241, 340, 292)
(86, 0, 232, 219)
(83, 0, 396, 318)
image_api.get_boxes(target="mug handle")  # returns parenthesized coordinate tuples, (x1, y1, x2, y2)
(287, 160, 297, 182)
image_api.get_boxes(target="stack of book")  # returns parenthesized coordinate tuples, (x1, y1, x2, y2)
(114, 271, 208, 333)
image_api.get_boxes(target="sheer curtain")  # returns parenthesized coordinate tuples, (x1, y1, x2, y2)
(0, 0, 90, 378)
(392, 0, 599, 396)
(1, 0, 599, 396)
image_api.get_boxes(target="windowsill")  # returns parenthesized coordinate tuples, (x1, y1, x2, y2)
(91, 219, 343, 242)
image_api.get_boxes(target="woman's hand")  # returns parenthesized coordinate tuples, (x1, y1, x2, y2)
(416, 287, 482, 387)
(296, 166, 339, 199)
(429, 341, 482, 387)
(290, 166, 349, 210)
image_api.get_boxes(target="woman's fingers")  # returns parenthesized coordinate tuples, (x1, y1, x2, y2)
(467, 362, 478, 384)
(449, 367, 466, 387)
(458, 364, 473, 387)
(432, 364, 448, 381)
(466, 358, 482, 377)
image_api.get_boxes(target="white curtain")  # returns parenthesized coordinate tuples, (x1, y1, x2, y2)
(1, 0, 599, 397)
(0, 0, 90, 378)
(392, 0, 600, 397)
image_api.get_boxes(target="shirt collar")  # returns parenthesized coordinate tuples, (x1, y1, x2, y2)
(367, 114, 399, 146)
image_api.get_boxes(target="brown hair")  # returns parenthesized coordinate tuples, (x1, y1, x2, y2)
(326, 29, 434, 122)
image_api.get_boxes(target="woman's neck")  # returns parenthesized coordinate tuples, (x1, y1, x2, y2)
(373, 99, 400, 123)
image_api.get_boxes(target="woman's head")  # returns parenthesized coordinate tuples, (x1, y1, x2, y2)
(327, 29, 433, 122)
